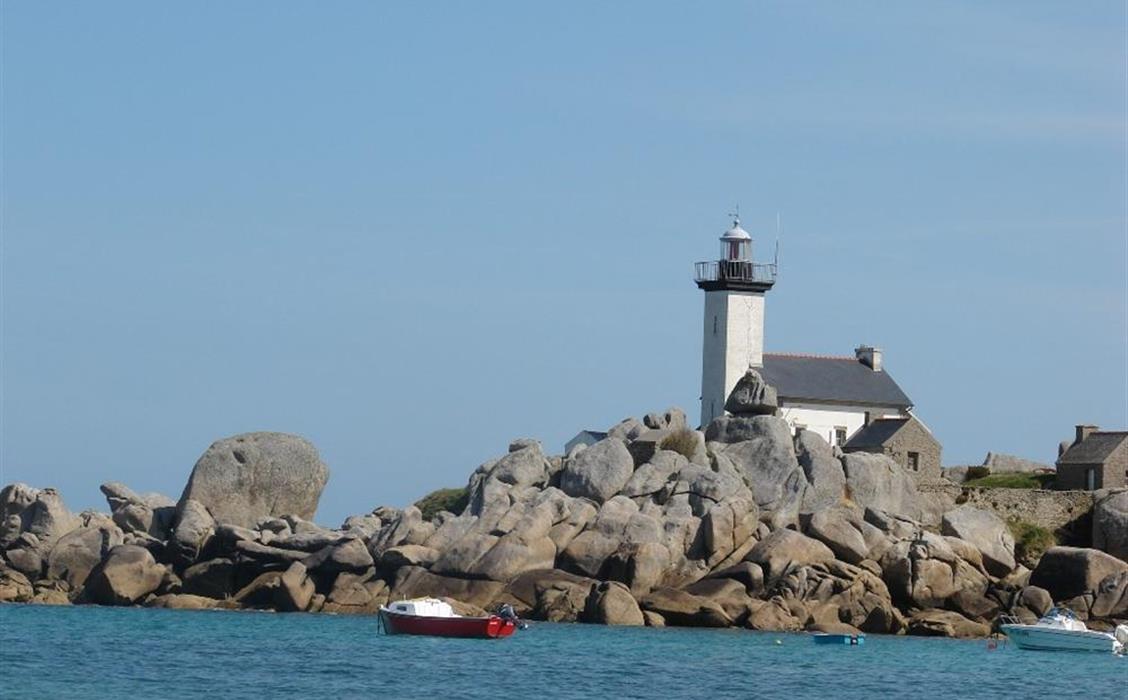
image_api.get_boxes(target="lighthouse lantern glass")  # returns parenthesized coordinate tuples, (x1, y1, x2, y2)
(721, 239, 750, 262)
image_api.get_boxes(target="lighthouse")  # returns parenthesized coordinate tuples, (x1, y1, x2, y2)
(694, 215, 777, 426)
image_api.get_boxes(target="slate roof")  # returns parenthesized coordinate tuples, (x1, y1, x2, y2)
(759, 353, 913, 408)
(843, 417, 910, 449)
(575, 430, 608, 440)
(1058, 432, 1128, 465)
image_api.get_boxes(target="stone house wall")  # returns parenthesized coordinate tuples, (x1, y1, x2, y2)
(850, 417, 941, 482)
(1056, 441, 1128, 490)
(883, 417, 941, 481)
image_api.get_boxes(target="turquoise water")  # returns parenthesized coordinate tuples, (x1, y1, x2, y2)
(1, 605, 1124, 699)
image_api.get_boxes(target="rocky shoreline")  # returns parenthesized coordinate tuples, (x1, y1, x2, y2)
(3, 374, 1127, 638)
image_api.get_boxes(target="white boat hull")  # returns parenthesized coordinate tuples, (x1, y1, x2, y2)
(1001, 624, 1117, 652)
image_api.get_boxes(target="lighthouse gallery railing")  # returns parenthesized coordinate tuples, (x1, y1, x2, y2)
(694, 260, 778, 285)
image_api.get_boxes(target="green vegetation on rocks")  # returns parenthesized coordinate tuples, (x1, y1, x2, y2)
(963, 473, 1055, 489)
(658, 429, 699, 461)
(1008, 519, 1056, 566)
(413, 487, 469, 520)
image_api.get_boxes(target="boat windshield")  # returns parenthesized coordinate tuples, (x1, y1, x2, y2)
(1039, 607, 1087, 631)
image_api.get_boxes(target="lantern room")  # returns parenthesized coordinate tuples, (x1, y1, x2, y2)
(720, 218, 752, 261)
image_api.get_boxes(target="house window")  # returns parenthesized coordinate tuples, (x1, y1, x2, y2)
(713, 316, 718, 336)
(834, 427, 847, 447)
(907, 451, 920, 471)
(1086, 468, 1096, 490)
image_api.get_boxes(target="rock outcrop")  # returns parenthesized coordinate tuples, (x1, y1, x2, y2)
(1, 484, 80, 548)
(4, 407, 1125, 641)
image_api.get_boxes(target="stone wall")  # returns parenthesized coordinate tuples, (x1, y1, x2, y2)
(919, 483, 1095, 546)
(883, 417, 942, 482)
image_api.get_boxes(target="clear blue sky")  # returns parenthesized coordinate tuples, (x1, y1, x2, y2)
(2, 2, 1125, 525)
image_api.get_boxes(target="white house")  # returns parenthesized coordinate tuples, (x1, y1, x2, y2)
(760, 347, 913, 447)
(695, 217, 914, 445)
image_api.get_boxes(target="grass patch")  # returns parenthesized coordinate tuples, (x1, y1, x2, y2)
(963, 472, 1055, 489)
(414, 486, 469, 520)
(1009, 520, 1057, 565)
(659, 428, 699, 461)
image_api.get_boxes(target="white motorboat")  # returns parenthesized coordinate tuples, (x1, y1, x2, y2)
(1000, 607, 1128, 653)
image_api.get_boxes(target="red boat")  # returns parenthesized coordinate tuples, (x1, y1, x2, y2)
(378, 598, 517, 639)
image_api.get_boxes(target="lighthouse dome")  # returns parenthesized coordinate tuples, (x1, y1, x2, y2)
(720, 220, 752, 242)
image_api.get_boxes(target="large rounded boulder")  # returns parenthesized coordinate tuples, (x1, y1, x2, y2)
(46, 517, 125, 590)
(940, 505, 1016, 577)
(177, 432, 330, 528)
(1093, 489, 1128, 562)
(582, 581, 645, 625)
(559, 438, 634, 503)
(746, 528, 835, 583)
(1030, 546, 1128, 601)
(83, 545, 167, 605)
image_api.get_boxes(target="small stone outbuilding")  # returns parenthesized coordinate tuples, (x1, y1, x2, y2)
(564, 430, 608, 456)
(1056, 425, 1128, 490)
(842, 414, 942, 482)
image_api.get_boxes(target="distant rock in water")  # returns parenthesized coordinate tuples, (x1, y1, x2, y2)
(177, 432, 330, 529)
(981, 452, 1053, 474)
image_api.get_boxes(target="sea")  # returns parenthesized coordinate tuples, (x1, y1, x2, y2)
(1, 605, 1124, 699)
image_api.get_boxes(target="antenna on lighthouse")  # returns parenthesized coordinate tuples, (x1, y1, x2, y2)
(774, 212, 781, 268)
(728, 204, 740, 225)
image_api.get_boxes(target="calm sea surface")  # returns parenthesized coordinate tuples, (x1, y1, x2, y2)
(1, 604, 1124, 699)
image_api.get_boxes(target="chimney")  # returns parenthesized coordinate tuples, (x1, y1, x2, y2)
(1075, 424, 1099, 445)
(855, 345, 883, 372)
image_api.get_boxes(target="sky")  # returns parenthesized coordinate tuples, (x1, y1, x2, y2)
(1, 2, 1125, 526)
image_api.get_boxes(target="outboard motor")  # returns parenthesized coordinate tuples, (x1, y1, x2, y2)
(1115, 624, 1128, 654)
(495, 603, 528, 630)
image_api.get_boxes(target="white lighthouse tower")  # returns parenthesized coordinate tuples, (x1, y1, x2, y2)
(694, 215, 777, 426)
